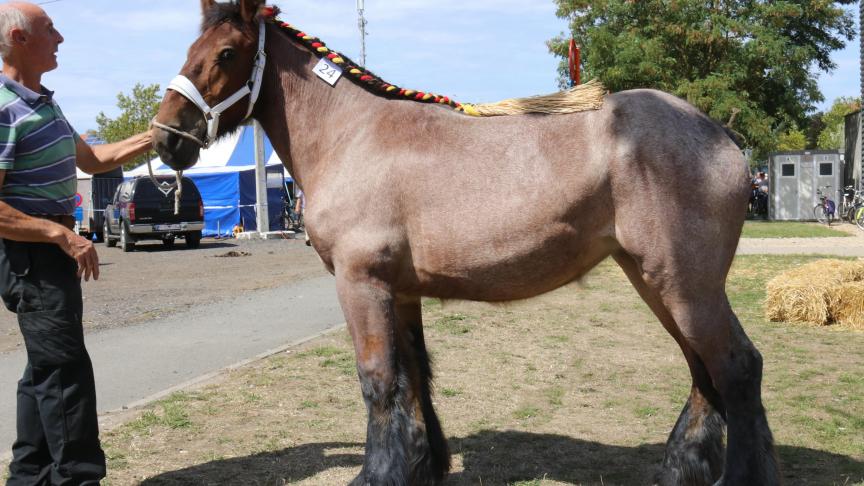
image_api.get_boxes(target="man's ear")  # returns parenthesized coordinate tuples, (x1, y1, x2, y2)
(9, 27, 27, 45)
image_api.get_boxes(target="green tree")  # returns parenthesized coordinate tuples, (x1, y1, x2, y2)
(816, 96, 860, 149)
(777, 126, 807, 151)
(95, 83, 161, 170)
(548, 0, 855, 159)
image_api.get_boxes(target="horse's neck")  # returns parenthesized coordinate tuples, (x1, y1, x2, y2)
(256, 29, 465, 194)
(257, 31, 391, 193)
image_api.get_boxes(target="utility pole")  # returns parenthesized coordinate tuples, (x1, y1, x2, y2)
(859, 0, 863, 195)
(253, 120, 269, 235)
(357, 0, 367, 67)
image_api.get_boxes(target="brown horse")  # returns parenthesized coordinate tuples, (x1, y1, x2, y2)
(152, 1, 780, 485)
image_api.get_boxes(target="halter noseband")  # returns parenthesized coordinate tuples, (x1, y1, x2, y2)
(153, 20, 267, 149)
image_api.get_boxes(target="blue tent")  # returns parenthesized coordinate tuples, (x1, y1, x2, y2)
(129, 125, 289, 237)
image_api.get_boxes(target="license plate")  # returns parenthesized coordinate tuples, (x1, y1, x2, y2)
(155, 224, 182, 231)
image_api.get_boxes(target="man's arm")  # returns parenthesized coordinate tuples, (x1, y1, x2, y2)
(75, 130, 153, 175)
(0, 170, 100, 280)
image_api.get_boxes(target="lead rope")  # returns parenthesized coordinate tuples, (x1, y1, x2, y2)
(151, 118, 206, 148)
(146, 155, 184, 215)
(174, 171, 183, 215)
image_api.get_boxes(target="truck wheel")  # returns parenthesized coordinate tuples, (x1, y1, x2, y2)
(120, 223, 135, 252)
(104, 220, 117, 248)
(185, 230, 201, 249)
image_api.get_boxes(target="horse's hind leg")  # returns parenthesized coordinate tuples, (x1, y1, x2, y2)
(667, 299, 779, 486)
(614, 250, 779, 485)
(613, 251, 725, 486)
(336, 271, 448, 486)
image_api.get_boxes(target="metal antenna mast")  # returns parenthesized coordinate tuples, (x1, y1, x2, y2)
(357, 0, 368, 68)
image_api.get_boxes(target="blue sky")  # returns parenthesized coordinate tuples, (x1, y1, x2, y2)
(36, 0, 860, 132)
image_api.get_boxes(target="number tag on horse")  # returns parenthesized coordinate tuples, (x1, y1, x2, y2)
(314, 58, 343, 86)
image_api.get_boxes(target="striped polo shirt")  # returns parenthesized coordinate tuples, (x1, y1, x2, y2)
(0, 74, 77, 216)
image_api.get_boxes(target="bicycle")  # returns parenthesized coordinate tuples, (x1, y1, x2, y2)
(855, 200, 864, 231)
(837, 185, 861, 223)
(813, 185, 836, 225)
(833, 185, 864, 230)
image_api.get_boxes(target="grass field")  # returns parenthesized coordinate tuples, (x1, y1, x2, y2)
(90, 254, 863, 486)
(741, 221, 852, 238)
(4, 255, 862, 485)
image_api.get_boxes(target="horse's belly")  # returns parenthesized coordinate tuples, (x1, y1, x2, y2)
(408, 225, 618, 302)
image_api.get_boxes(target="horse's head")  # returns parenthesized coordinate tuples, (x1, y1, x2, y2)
(153, 0, 270, 171)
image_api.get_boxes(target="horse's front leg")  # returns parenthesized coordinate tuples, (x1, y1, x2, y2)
(393, 297, 450, 483)
(336, 271, 447, 486)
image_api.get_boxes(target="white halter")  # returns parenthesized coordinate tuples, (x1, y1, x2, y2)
(153, 21, 267, 148)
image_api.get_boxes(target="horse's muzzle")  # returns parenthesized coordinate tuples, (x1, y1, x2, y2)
(152, 127, 202, 171)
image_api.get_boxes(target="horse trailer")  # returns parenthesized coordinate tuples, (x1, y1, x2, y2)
(75, 166, 124, 241)
(768, 150, 844, 221)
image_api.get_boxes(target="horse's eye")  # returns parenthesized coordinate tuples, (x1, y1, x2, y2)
(218, 48, 235, 63)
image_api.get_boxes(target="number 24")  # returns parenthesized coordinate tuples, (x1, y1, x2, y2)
(318, 65, 337, 78)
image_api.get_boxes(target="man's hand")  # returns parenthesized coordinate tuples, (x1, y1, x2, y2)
(58, 230, 100, 281)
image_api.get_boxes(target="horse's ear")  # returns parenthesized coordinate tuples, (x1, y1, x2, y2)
(239, 0, 265, 22)
(200, 0, 215, 16)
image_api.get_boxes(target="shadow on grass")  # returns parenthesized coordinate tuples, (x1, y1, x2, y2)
(139, 431, 863, 485)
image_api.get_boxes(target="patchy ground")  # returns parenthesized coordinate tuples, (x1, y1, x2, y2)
(76, 255, 864, 486)
(2, 236, 862, 485)
(0, 237, 327, 353)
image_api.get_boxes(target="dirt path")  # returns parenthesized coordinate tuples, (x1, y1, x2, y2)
(737, 223, 864, 257)
(1, 234, 862, 484)
(0, 273, 344, 453)
(0, 237, 328, 353)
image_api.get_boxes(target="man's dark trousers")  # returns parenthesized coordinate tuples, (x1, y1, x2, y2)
(0, 239, 105, 485)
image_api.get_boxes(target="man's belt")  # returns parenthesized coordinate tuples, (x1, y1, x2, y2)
(33, 214, 76, 231)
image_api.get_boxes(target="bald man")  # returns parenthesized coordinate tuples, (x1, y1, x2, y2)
(0, 2, 152, 484)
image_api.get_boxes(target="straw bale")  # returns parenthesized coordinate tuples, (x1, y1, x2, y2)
(832, 282, 864, 329)
(772, 259, 864, 286)
(764, 258, 864, 326)
(765, 281, 834, 325)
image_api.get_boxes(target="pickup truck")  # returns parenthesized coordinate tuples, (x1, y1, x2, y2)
(104, 176, 205, 252)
